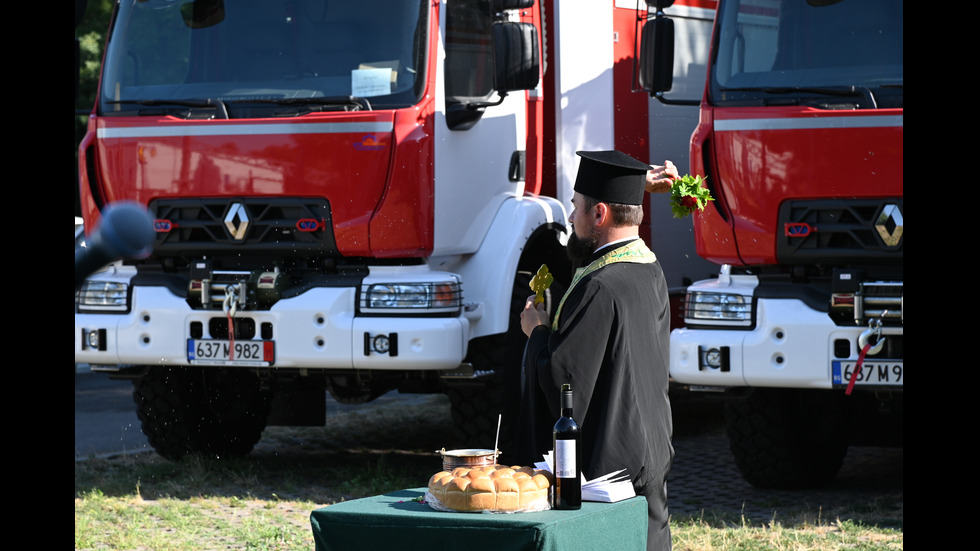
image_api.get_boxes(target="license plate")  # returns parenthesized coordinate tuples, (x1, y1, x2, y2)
(188, 339, 274, 366)
(832, 360, 902, 387)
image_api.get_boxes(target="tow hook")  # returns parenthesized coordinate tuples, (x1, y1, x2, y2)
(223, 284, 239, 361)
(222, 285, 239, 317)
(857, 315, 886, 355)
(847, 312, 887, 395)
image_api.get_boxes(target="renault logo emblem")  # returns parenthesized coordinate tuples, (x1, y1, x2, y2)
(874, 203, 902, 247)
(225, 203, 250, 240)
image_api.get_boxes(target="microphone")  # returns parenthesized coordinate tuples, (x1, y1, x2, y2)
(75, 201, 154, 289)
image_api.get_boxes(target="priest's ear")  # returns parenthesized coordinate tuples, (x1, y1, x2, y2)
(593, 201, 613, 227)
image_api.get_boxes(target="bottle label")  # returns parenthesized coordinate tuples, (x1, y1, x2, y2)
(555, 439, 576, 478)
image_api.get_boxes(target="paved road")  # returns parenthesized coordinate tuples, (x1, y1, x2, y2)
(74, 366, 149, 459)
(667, 431, 903, 520)
(664, 397, 903, 521)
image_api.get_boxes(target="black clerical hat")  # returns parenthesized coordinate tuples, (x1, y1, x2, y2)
(573, 150, 650, 206)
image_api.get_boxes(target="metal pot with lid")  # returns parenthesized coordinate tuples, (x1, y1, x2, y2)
(436, 448, 501, 471)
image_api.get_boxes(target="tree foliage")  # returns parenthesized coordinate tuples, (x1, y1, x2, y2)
(76, 0, 114, 114)
(75, 0, 113, 215)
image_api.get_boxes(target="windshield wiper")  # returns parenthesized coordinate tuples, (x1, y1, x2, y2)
(226, 96, 374, 111)
(722, 85, 878, 108)
(227, 96, 374, 112)
(107, 98, 231, 119)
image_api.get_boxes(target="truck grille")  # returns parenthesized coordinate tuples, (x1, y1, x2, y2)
(777, 199, 903, 264)
(149, 197, 338, 256)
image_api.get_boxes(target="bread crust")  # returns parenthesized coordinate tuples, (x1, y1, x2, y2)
(427, 464, 553, 512)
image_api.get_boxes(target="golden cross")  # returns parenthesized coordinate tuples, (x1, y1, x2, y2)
(529, 264, 554, 305)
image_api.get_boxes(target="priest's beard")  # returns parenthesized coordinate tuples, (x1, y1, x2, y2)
(566, 227, 600, 267)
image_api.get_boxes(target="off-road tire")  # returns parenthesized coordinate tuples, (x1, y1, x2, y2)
(448, 272, 532, 453)
(448, 271, 563, 457)
(724, 388, 849, 489)
(446, 377, 509, 448)
(133, 366, 273, 460)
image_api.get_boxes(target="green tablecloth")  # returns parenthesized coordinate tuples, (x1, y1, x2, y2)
(310, 488, 647, 551)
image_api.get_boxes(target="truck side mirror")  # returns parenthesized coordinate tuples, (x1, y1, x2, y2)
(180, 0, 225, 29)
(492, 0, 534, 9)
(638, 17, 674, 94)
(447, 9, 540, 131)
(492, 21, 540, 92)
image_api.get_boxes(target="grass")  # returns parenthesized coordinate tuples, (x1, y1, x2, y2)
(75, 394, 903, 550)
(668, 513, 904, 550)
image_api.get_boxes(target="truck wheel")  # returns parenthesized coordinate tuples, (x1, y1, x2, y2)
(724, 388, 849, 489)
(133, 366, 272, 460)
(449, 270, 564, 457)
(446, 377, 508, 449)
(448, 272, 532, 455)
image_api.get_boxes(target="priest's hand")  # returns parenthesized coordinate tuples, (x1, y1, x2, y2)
(521, 295, 551, 337)
(645, 160, 679, 193)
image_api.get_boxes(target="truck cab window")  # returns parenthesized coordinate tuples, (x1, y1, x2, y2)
(100, 0, 429, 116)
(711, 0, 903, 108)
(444, 0, 494, 103)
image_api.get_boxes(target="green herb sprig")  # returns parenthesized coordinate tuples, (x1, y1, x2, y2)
(670, 175, 713, 218)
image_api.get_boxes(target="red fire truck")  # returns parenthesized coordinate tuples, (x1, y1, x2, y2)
(75, 0, 717, 460)
(641, 0, 903, 488)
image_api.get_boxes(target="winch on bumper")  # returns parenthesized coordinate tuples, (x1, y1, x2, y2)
(75, 265, 471, 371)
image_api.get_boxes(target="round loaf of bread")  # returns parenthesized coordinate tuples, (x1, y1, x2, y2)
(427, 465, 553, 512)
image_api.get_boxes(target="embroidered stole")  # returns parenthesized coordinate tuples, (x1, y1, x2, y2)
(551, 239, 657, 331)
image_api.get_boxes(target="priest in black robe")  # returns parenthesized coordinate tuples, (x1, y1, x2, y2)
(518, 150, 676, 550)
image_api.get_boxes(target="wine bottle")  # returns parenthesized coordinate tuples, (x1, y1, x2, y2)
(553, 383, 581, 509)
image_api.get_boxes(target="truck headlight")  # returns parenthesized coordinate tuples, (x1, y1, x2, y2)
(686, 291, 752, 325)
(361, 281, 461, 314)
(76, 281, 130, 312)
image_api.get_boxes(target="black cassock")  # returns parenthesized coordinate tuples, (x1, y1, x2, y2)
(516, 240, 674, 550)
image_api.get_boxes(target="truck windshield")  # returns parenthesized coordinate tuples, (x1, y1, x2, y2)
(100, 0, 428, 117)
(710, 0, 903, 108)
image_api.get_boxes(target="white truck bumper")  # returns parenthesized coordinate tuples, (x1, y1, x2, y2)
(670, 297, 903, 389)
(76, 284, 470, 371)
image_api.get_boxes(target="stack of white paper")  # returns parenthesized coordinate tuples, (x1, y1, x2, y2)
(537, 452, 637, 503)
